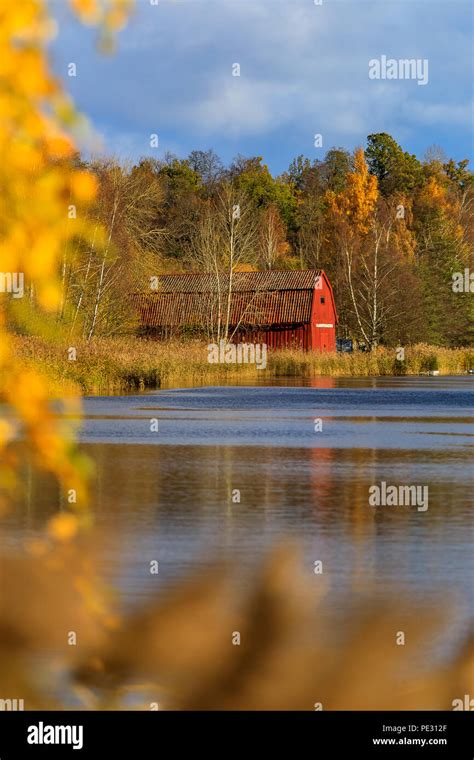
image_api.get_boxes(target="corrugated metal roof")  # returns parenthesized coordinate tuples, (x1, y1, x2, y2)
(134, 289, 314, 327)
(134, 270, 323, 328)
(152, 270, 321, 293)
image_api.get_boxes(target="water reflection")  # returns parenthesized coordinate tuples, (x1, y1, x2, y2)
(9, 439, 473, 623)
(5, 379, 473, 617)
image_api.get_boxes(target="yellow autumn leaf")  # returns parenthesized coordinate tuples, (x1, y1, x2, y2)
(69, 0, 100, 25)
(47, 513, 80, 542)
(0, 419, 14, 447)
(44, 133, 74, 159)
(71, 170, 98, 202)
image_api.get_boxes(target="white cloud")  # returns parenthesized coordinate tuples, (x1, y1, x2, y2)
(52, 0, 473, 166)
(180, 77, 299, 136)
(407, 101, 474, 128)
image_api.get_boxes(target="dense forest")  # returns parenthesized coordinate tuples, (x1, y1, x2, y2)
(35, 133, 473, 348)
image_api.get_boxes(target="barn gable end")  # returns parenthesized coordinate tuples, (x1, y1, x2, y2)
(311, 271, 338, 351)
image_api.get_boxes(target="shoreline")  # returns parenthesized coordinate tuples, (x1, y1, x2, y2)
(9, 336, 473, 396)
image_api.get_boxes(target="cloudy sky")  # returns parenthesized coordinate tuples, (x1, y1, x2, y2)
(51, 0, 473, 174)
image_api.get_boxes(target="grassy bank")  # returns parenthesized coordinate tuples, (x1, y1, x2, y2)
(9, 336, 474, 394)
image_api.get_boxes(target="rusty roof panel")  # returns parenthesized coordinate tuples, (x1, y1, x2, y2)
(133, 270, 326, 328)
(134, 288, 314, 327)
(152, 270, 321, 294)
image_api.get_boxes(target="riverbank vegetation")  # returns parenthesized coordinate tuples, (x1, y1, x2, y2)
(12, 336, 473, 394)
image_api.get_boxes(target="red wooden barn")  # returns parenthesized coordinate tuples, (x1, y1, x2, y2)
(134, 269, 337, 351)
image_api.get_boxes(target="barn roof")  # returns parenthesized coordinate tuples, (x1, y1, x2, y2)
(134, 269, 325, 328)
(152, 270, 322, 293)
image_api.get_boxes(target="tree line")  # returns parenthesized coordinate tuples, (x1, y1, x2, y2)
(49, 133, 473, 348)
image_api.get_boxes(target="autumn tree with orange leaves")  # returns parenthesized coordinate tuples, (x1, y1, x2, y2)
(326, 148, 422, 348)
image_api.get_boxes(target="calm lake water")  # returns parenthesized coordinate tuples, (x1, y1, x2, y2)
(8, 376, 474, 634)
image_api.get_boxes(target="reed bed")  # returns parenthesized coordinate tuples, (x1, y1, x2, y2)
(9, 336, 474, 394)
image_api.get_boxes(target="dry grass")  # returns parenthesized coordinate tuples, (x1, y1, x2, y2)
(9, 336, 474, 394)
(1, 541, 472, 710)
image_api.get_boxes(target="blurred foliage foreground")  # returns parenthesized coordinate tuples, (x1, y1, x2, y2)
(0, 542, 473, 710)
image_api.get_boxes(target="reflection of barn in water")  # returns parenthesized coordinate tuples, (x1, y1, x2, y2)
(134, 269, 338, 352)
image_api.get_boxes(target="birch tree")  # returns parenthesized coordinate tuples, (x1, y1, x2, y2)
(258, 205, 289, 270)
(186, 181, 259, 342)
(66, 160, 165, 339)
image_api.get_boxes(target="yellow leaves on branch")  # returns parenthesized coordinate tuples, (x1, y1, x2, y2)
(416, 176, 465, 242)
(71, 0, 133, 30)
(1, 364, 90, 509)
(0, 0, 94, 311)
(327, 148, 378, 234)
(417, 176, 459, 216)
(70, 0, 134, 51)
(0, 0, 130, 531)
(70, 0, 101, 24)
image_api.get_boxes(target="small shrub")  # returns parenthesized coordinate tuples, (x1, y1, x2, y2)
(421, 354, 439, 372)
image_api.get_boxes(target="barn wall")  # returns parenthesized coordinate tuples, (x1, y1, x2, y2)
(233, 325, 308, 350)
(310, 274, 337, 351)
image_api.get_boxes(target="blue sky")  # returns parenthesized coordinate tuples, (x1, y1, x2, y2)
(50, 0, 473, 175)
